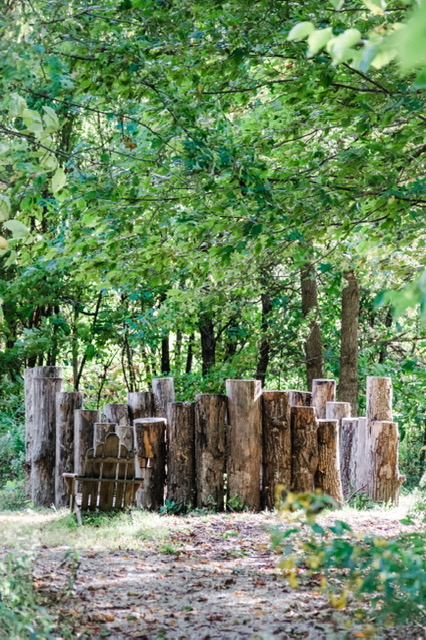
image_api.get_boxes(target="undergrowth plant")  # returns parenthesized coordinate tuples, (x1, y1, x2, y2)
(271, 491, 426, 630)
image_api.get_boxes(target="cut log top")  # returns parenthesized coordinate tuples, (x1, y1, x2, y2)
(134, 417, 166, 425)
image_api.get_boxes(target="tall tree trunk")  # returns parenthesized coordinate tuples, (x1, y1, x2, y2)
(301, 262, 324, 389)
(338, 271, 359, 414)
(185, 333, 194, 374)
(199, 313, 216, 376)
(378, 307, 393, 363)
(161, 335, 170, 375)
(256, 293, 272, 387)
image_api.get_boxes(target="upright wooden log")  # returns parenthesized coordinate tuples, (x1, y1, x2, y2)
(167, 402, 196, 508)
(366, 377, 393, 499)
(316, 419, 343, 505)
(340, 418, 358, 499)
(370, 421, 405, 504)
(312, 379, 336, 419)
(152, 377, 175, 417)
(194, 394, 227, 510)
(94, 422, 116, 448)
(31, 371, 63, 507)
(290, 406, 318, 492)
(325, 401, 351, 423)
(127, 391, 155, 422)
(226, 380, 262, 511)
(116, 426, 134, 450)
(134, 417, 166, 510)
(55, 391, 83, 508)
(103, 403, 130, 426)
(24, 368, 35, 497)
(287, 390, 312, 407)
(74, 409, 100, 475)
(355, 417, 368, 493)
(262, 390, 292, 509)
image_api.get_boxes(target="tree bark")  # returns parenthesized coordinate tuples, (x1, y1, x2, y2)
(316, 419, 343, 505)
(134, 417, 166, 510)
(312, 379, 336, 419)
(102, 403, 130, 426)
(301, 262, 324, 389)
(74, 409, 100, 475)
(366, 377, 393, 499)
(152, 377, 175, 418)
(340, 418, 358, 499)
(370, 421, 405, 504)
(94, 422, 116, 448)
(24, 368, 35, 497)
(161, 335, 170, 375)
(290, 406, 318, 492)
(338, 271, 359, 414)
(226, 379, 262, 510)
(262, 390, 292, 509)
(287, 390, 312, 407)
(55, 391, 83, 507)
(325, 401, 351, 423)
(355, 416, 368, 493)
(167, 402, 196, 509)
(199, 314, 216, 376)
(185, 334, 194, 374)
(31, 372, 63, 507)
(194, 394, 227, 510)
(255, 293, 273, 387)
(127, 391, 155, 422)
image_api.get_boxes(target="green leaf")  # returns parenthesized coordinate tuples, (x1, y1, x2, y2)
(0, 236, 8, 251)
(3, 219, 30, 239)
(51, 167, 67, 193)
(363, 0, 387, 15)
(308, 28, 333, 56)
(42, 106, 59, 131)
(0, 194, 11, 222)
(287, 22, 314, 42)
(327, 29, 361, 63)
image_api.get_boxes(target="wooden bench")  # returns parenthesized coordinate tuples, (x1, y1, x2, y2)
(63, 432, 143, 524)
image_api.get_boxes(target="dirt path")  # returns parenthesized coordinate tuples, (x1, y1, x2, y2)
(27, 509, 424, 640)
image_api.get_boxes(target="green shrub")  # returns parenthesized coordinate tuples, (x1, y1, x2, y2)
(0, 381, 25, 488)
(0, 481, 29, 511)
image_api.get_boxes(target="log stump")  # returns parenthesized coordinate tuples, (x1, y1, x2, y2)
(325, 401, 351, 423)
(370, 421, 405, 504)
(366, 377, 393, 498)
(340, 418, 359, 499)
(134, 417, 166, 510)
(262, 390, 291, 509)
(167, 402, 196, 509)
(194, 394, 227, 510)
(55, 391, 83, 508)
(312, 379, 336, 419)
(152, 377, 175, 418)
(103, 403, 130, 426)
(290, 406, 318, 492)
(31, 371, 63, 507)
(127, 391, 155, 422)
(287, 390, 312, 407)
(316, 419, 343, 505)
(226, 380, 262, 511)
(74, 409, 100, 475)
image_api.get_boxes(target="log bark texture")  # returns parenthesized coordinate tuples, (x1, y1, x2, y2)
(134, 417, 166, 509)
(31, 372, 63, 507)
(287, 390, 312, 407)
(301, 262, 324, 388)
(316, 419, 343, 505)
(325, 401, 351, 423)
(355, 416, 368, 493)
(366, 377, 393, 498)
(127, 391, 155, 422)
(369, 421, 405, 504)
(194, 394, 227, 510)
(340, 418, 358, 499)
(24, 368, 35, 497)
(338, 271, 359, 414)
(103, 403, 130, 426)
(312, 379, 336, 419)
(74, 409, 100, 475)
(226, 380, 262, 510)
(94, 422, 116, 448)
(152, 377, 175, 417)
(167, 402, 196, 508)
(55, 391, 83, 507)
(290, 406, 318, 492)
(262, 390, 292, 509)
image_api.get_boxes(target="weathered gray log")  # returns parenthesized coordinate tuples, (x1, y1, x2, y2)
(134, 417, 166, 509)
(127, 391, 155, 422)
(116, 426, 134, 450)
(325, 401, 351, 423)
(194, 394, 227, 510)
(354, 416, 368, 493)
(312, 379, 336, 419)
(167, 402, 196, 508)
(290, 406, 318, 492)
(55, 391, 83, 507)
(93, 422, 116, 448)
(340, 418, 358, 499)
(24, 368, 36, 497)
(103, 403, 130, 426)
(316, 419, 343, 505)
(31, 372, 63, 507)
(226, 380, 262, 511)
(370, 421, 405, 504)
(262, 390, 292, 509)
(152, 377, 175, 417)
(366, 377, 393, 499)
(287, 390, 312, 407)
(74, 409, 100, 475)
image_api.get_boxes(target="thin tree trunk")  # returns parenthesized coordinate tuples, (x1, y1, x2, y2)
(199, 314, 216, 376)
(255, 293, 273, 387)
(301, 262, 324, 389)
(161, 335, 170, 375)
(185, 334, 194, 374)
(339, 271, 359, 414)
